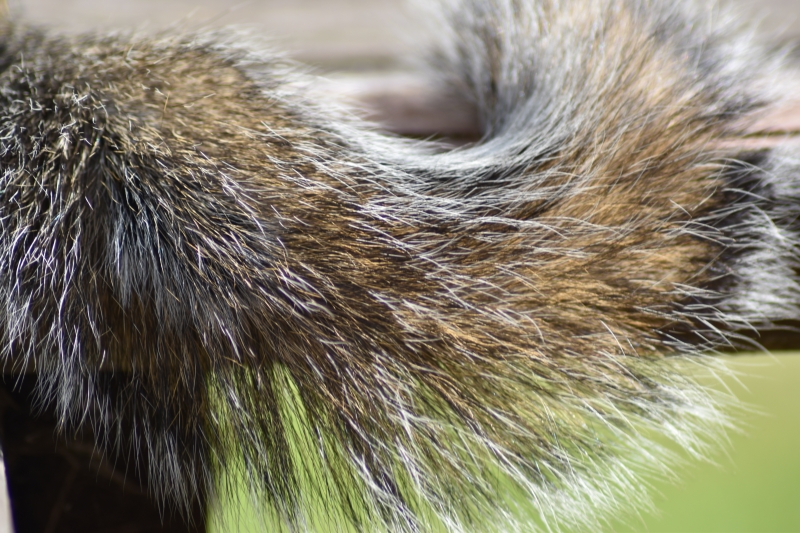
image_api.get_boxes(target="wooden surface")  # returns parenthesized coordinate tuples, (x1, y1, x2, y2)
(0, 449, 11, 533)
(11, 0, 423, 68)
(10, 0, 800, 62)
(8, 0, 800, 140)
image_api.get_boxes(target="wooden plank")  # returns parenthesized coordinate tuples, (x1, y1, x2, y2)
(326, 74, 800, 144)
(10, 0, 425, 67)
(0, 448, 12, 533)
(11, 0, 800, 66)
(320, 73, 480, 138)
(10, 0, 800, 142)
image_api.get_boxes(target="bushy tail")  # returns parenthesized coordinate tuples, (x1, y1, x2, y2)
(0, 1, 799, 531)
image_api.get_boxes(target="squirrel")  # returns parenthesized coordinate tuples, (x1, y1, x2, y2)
(0, 0, 798, 531)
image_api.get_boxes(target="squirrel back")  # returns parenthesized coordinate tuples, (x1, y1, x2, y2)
(0, 1, 799, 531)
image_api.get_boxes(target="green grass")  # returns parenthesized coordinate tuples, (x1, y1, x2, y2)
(612, 354, 800, 533)
(209, 353, 800, 533)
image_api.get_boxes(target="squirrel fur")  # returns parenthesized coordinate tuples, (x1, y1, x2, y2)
(0, 0, 799, 531)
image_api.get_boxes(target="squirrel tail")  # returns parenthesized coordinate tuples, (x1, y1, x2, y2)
(1, 0, 799, 531)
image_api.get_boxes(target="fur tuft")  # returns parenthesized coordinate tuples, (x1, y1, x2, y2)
(0, 1, 798, 531)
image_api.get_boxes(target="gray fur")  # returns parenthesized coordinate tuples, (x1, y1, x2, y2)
(0, 0, 797, 531)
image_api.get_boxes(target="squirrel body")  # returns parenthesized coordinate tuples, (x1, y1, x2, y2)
(0, 0, 799, 531)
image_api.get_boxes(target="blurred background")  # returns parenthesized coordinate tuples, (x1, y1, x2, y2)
(2, 1, 799, 532)
(9, 0, 800, 68)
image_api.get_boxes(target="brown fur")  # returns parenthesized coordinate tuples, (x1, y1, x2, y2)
(0, 0, 797, 530)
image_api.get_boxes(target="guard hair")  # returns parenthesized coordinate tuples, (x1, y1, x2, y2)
(0, 0, 798, 531)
